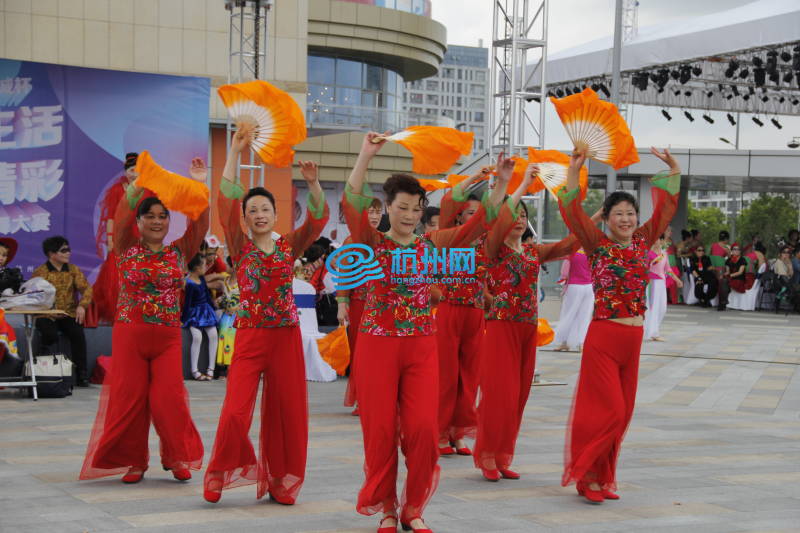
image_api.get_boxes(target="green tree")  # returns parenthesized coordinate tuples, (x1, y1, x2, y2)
(735, 194, 799, 256)
(687, 204, 728, 248)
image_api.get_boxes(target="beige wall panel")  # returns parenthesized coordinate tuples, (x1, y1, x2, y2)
(108, 22, 134, 69)
(157, 26, 182, 72)
(32, 15, 58, 63)
(205, 30, 227, 77)
(84, 20, 110, 67)
(58, 17, 84, 65)
(158, 0, 183, 28)
(205, 0, 227, 32)
(183, 0, 206, 29)
(5, 12, 32, 59)
(182, 28, 206, 75)
(6, 0, 32, 13)
(58, 0, 84, 18)
(134, 0, 158, 25)
(133, 24, 158, 70)
(31, 0, 57, 16)
(85, 0, 110, 21)
(108, 0, 133, 23)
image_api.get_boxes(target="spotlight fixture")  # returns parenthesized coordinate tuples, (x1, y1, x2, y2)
(661, 109, 672, 121)
(692, 65, 703, 76)
(784, 71, 794, 83)
(727, 113, 736, 125)
(780, 50, 792, 62)
(768, 71, 780, 84)
(724, 67, 736, 78)
(673, 89, 682, 96)
(684, 110, 694, 122)
(749, 86, 756, 95)
(684, 90, 692, 97)
(729, 59, 740, 70)
(779, 96, 786, 103)
(731, 85, 740, 96)
(670, 69, 680, 80)
(762, 96, 770, 103)
(771, 118, 783, 129)
(565, 87, 573, 96)
(556, 88, 564, 97)
(702, 114, 714, 124)
(656, 69, 670, 88)
(591, 83, 599, 92)
(739, 68, 750, 78)
(754, 68, 766, 86)
(706, 90, 713, 97)
(752, 56, 764, 68)
(794, 48, 800, 70)
(742, 94, 750, 101)
(598, 83, 611, 98)
(573, 86, 581, 94)
(679, 65, 692, 84)
(752, 116, 764, 127)
(793, 99, 800, 105)
(767, 51, 778, 73)
(726, 94, 734, 100)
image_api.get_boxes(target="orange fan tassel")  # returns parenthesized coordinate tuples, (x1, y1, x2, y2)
(376, 126, 473, 175)
(418, 178, 453, 192)
(549, 88, 639, 170)
(536, 318, 554, 347)
(217, 80, 307, 168)
(134, 151, 209, 220)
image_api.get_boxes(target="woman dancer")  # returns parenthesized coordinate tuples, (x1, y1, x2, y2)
(553, 248, 594, 352)
(643, 235, 683, 342)
(559, 146, 680, 503)
(343, 132, 495, 533)
(204, 126, 328, 505)
(80, 158, 209, 484)
(182, 253, 218, 380)
(338, 197, 383, 416)
(435, 167, 492, 457)
(474, 164, 596, 482)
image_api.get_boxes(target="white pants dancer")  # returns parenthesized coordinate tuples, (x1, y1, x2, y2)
(554, 283, 594, 349)
(644, 278, 667, 340)
(189, 326, 218, 375)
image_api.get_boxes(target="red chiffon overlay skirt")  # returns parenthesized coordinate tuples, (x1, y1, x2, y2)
(80, 323, 203, 479)
(473, 320, 537, 471)
(205, 326, 308, 502)
(354, 333, 440, 523)
(436, 302, 483, 443)
(344, 297, 366, 407)
(562, 319, 644, 491)
(92, 252, 120, 325)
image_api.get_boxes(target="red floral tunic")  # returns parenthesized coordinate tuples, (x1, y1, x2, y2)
(218, 184, 329, 329)
(342, 183, 489, 337)
(337, 236, 369, 303)
(113, 189, 209, 326)
(483, 199, 578, 324)
(557, 171, 680, 320)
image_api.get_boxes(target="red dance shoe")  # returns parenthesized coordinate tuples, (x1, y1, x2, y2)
(602, 489, 620, 500)
(576, 481, 604, 504)
(172, 468, 191, 481)
(204, 477, 223, 503)
(378, 515, 398, 532)
(499, 468, 520, 480)
(269, 490, 295, 505)
(455, 446, 472, 456)
(351, 407, 360, 416)
(438, 445, 455, 456)
(481, 468, 500, 482)
(121, 468, 144, 484)
(400, 517, 432, 532)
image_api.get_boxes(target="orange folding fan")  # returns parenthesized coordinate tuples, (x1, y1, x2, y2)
(549, 88, 639, 170)
(217, 80, 307, 168)
(134, 151, 209, 220)
(527, 148, 588, 199)
(506, 155, 545, 196)
(373, 126, 474, 175)
(418, 178, 452, 192)
(536, 318, 554, 346)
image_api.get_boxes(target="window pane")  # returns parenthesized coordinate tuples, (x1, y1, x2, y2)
(336, 58, 362, 88)
(308, 55, 335, 85)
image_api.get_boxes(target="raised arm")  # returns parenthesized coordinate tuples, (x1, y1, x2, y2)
(342, 133, 386, 248)
(557, 148, 604, 253)
(173, 158, 211, 260)
(286, 161, 330, 259)
(112, 183, 144, 255)
(217, 126, 254, 260)
(635, 148, 681, 248)
(439, 166, 492, 229)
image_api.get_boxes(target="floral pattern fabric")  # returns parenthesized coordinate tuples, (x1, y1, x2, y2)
(115, 243, 186, 326)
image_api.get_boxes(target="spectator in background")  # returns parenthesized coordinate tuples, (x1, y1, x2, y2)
(724, 243, 748, 294)
(786, 229, 799, 253)
(676, 229, 693, 258)
(690, 229, 702, 252)
(690, 245, 717, 308)
(422, 206, 440, 233)
(711, 230, 731, 262)
(792, 247, 800, 285)
(773, 246, 795, 279)
(711, 231, 731, 311)
(200, 236, 227, 293)
(0, 237, 23, 295)
(32, 236, 92, 387)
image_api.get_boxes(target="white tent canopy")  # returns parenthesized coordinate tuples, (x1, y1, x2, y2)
(525, 0, 800, 115)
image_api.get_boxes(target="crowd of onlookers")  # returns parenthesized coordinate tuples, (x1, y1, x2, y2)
(671, 227, 800, 312)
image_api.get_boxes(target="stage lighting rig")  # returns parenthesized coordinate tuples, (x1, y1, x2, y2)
(752, 56, 763, 68)
(692, 65, 703, 76)
(727, 113, 736, 125)
(556, 88, 564, 97)
(788, 137, 800, 149)
(780, 50, 792, 62)
(684, 111, 694, 122)
(679, 65, 692, 84)
(598, 83, 611, 98)
(702, 114, 714, 124)
(754, 68, 766, 86)
(738, 68, 750, 79)
(784, 71, 794, 83)
(752, 116, 764, 127)
(771, 118, 783, 129)
(661, 109, 672, 121)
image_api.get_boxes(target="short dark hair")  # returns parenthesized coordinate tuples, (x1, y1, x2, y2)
(42, 236, 69, 257)
(303, 244, 326, 263)
(0, 242, 10, 252)
(522, 227, 534, 242)
(691, 229, 700, 237)
(188, 253, 205, 272)
(242, 187, 276, 214)
(602, 191, 638, 220)
(124, 152, 138, 169)
(422, 206, 440, 226)
(137, 196, 169, 218)
(681, 229, 691, 240)
(718, 230, 730, 241)
(754, 242, 766, 254)
(383, 174, 428, 207)
(368, 198, 383, 210)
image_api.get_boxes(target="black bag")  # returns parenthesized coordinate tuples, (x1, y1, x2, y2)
(0, 266, 23, 294)
(315, 293, 339, 327)
(24, 353, 73, 398)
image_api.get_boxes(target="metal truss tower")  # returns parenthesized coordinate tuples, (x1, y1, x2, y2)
(225, 0, 272, 186)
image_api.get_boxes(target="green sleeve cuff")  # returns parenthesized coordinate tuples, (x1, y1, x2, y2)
(557, 187, 580, 206)
(651, 171, 681, 196)
(452, 182, 468, 203)
(306, 190, 325, 219)
(344, 182, 374, 212)
(506, 197, 520, 222)
(220, 178, 245, 200)
(126, 186, 144, 209)
(336, 296, 350, 304)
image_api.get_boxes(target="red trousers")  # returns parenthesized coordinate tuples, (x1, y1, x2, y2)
(80, 323, 203, 479)
(354, 333, 440, 522)
(562, 320, 643, 491)
(473, 320, 537, 471)
(436, 302, 483, 442)
(205, 326, 308, 502)
(344, 298, 365, 407)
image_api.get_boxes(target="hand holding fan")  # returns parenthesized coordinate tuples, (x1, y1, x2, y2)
(134, 151, 210, 220)
(549, 88, 639, 170)
(527, 148, 588, 199)
(217, 80, 306, 168)
(370, 126, 473, 175)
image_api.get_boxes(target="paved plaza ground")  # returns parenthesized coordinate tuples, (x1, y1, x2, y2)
(1, 303, 800, 532)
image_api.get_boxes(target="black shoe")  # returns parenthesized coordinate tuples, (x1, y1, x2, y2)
(76, 379, 90, 387)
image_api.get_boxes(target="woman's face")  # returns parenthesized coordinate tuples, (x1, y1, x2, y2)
(457, 199, 481, 225)
(664, 226, 673, 240)
(731, 245, 741, 256)
(367, 206, 382, 229)
(605, 200, 638, 242)
(780, 248, 792, 261)
(509, 205, 528, 238)
(0, 246, 8, 267)
(137, 204, 170, 243)
(695, 246, 705, 258)
(387, 192, 424, 238)
(243, 195, 276, 236)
